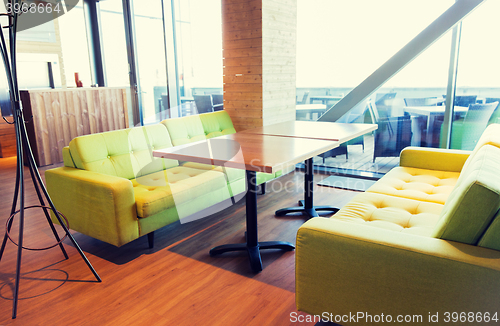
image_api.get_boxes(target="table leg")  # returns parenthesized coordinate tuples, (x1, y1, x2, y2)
(275, 158, 339, 218)
(209, 170, 295, 273)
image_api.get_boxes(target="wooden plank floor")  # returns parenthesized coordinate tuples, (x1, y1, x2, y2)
(0, 157, 358, 325)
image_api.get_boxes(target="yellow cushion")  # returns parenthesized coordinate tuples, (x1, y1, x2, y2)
(366, 166, 460, 205)
(331, 192, 443, 237)
(432, 145, 500, 244)
(132, 166, 228, 218)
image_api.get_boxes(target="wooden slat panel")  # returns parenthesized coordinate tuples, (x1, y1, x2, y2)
(0, 121, 16, 158)
(223, 75, 262, 84)
(81, 90, 91, 134)
(222, 0, 260, 14)
(19, 87, 129, 166)
(50, 91, 64, 163)
(43, 92, 58, 164)
(224, 20, 262, 33)
(223, 29, 262, 42)
(223, 66, 262, 76)
(33, 92, 49, 166)
(223, 37, 262, 50)
(224, 9, 262, 22)
(122, 89, 129, 128)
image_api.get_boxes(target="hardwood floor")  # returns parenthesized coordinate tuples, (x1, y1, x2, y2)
(0, 157, 358, 325)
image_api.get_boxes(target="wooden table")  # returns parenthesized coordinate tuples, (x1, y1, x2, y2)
(153, 132, 340, 272)
(404, 106, 468, 146)
(243, 121, 377, 218)
(295, 104, 326, 120)
(309, 95, 343, 107)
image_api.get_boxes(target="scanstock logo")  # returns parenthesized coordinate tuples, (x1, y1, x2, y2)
(3, 0, 80, 32)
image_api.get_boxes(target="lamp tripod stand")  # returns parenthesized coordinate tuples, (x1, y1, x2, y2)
(0, 1, 101, 319)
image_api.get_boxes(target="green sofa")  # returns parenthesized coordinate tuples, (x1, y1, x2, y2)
(296, 123, 500, 323)
(45, 111, 292, 247)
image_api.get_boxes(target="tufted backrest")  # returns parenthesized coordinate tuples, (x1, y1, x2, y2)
(432, 144, 500, 245)
(161, 111, 236, 145)
(461, 123, 500, 172)
(161, 115, 207, 146)
(69, 124, 178, 180)
(199, 110, 236, 138)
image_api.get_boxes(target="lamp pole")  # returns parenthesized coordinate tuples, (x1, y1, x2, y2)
(0, 0, 101, 319)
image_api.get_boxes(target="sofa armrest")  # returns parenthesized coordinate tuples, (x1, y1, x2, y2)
(296, 217, 500, 320)
(399, 146, 471, 172)
(45, 167, 139, 247)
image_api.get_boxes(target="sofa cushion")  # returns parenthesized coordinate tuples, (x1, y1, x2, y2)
(431, 145, 500, 244)
(478, 210, 500, 251)
(461, 123, 500, 172)
(161, 115, 206, 146)
(181, 162, 245, 184)
(132, 166, 228, 218)
(69, 124, 178, 180)
(199, 110, 237, 138)
(330, 192, 444, 237)
(366, 166, 460, 205)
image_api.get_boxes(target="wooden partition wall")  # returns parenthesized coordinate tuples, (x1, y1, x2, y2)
(0, 115, 16, 158)
(20, 87, 129, 166)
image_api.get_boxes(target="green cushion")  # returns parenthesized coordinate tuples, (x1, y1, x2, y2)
(199, 110, 237, 138)
(431, 145, 500, 244)
(161, 115, 206, 146)
(69, 124, 177, 180)
(478, 210, 500, 251)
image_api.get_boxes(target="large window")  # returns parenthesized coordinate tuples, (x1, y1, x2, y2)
(450, 0, 500, 150)
(295, 0, 497, 175)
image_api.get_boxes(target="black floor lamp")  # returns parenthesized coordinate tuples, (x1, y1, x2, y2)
(0, 0, 101, 319)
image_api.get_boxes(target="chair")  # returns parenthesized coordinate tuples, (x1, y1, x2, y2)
(369, 101, 412, 162)
(375, 92, 396, 119)
(193, 94, 214, 114)
(212, 94, 224, 111)
(317, 103, 373, 163)
(454, 95, 477, 107)
(456, 102, 499, 150)
(404, 97, 442, 147)
(297, 91, 309, 104)
(404, 97, 440, 106)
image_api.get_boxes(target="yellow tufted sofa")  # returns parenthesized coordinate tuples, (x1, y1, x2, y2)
(296, 123, 500, 324)
(45, 111, 292, 247)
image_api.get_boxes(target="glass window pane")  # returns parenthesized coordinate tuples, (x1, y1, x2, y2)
(100, 0, 130, 87)
(452, 0, 500, 150)
(58, 4, 93, 87)
(133, 0, 168, 124)
(296, 0, 454, 173)
(173, 0, 223, 116)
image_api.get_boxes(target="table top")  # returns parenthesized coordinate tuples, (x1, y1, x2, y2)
(242, 121, 377, 143)
(309, 95, 343, 100)
(296, 104, 327, 111)
(404, 105, 468, 115)
(152, 133, 339, 174)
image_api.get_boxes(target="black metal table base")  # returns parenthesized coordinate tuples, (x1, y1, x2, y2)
(276, 200, 339, 218)
(210, 241, 295, 272)
(275, 158, 340, 219)
(209, 171, 295, 273)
